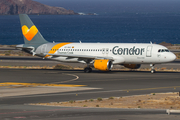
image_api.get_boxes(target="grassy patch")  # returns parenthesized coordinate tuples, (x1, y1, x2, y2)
(83, 105, 87, 107)
(69, 100, 74, 104)
(109, 97, 114, 99)
(96, 105, 99, 107)
(97, 97, 103, 101)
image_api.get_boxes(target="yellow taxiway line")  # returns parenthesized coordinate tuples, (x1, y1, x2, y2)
(0, 82, 86, 87)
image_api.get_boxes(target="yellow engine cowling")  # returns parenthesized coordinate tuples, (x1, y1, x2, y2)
(123, 64, 141, 69)
(94, 59, 113, 71)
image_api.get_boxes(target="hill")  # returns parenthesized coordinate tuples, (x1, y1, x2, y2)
(0, 0, 77, 15)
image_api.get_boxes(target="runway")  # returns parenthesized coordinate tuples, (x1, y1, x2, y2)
(0, 68, 180, 119)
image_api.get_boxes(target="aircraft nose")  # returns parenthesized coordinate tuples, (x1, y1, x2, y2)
(169, 53, 176, 61)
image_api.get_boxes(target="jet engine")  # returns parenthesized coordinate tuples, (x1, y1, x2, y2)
(123, 64, 141, 69)
(94, 59, 113, 71)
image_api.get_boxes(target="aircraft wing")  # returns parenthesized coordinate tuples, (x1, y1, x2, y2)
(46, 53, 114, 60)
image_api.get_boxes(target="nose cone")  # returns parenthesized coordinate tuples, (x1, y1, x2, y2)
(169, 53, 176, 61)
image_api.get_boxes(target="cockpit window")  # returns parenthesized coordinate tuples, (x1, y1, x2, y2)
(165, 49, 169, 52)
(158, 49, 170, 52)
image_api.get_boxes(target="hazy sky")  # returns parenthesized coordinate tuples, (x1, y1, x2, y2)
(34, 0, 180, 14)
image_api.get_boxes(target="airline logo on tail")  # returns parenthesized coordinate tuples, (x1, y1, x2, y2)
(22, 25, 38, 41)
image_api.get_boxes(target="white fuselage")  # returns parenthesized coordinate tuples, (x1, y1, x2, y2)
(35, 43, 176, 65)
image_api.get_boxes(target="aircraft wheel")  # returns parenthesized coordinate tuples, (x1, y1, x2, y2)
(84, 67, 92, 73)
(150, 64, 155, 74)
(151, 69, 155, 74)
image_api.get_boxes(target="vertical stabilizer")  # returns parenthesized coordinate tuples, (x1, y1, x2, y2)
(19, 14, 48, 45)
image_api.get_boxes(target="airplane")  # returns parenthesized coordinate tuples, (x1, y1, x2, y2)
(16, 14, 176, 73)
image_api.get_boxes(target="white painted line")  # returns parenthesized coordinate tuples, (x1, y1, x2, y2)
(0, 86, 99, 98)
(52, 73, 79, 83)
(166, 109, 180, 115)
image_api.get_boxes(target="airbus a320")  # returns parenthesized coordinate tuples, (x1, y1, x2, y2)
(16, 14, 176, 73)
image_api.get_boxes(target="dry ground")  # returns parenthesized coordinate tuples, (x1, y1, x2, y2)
(31, 92, 180, 110)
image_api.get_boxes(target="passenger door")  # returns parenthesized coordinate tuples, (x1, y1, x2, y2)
(146, 46, 152, 57)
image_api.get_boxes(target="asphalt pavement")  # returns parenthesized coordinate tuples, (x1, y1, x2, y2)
(0, 69, 180, 119)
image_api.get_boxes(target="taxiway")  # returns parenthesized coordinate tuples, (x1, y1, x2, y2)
(0, 68, 180, 119)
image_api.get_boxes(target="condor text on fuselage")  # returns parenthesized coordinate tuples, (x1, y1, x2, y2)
(112, 46, 145, 55)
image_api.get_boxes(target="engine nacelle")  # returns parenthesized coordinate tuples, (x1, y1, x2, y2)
(123, 64, 141, 69)
(94, 59, 113, 71)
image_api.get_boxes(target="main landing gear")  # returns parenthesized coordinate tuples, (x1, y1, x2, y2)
(150, 64, 155, 73)
(84, 67, 92, 73)
(84, 61, 93, 73)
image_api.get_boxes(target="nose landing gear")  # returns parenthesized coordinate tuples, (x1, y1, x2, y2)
(150, 64, 155, 73)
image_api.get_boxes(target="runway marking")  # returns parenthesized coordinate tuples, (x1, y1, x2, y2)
(3, 85, 179, 99)
(0, 107, 87, 115)
(2, 84, 180, 99)
(0, 82, 86, 87)
(52, 73, 79, 84)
